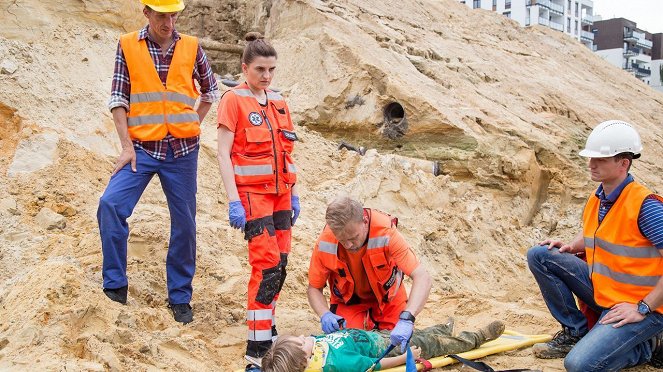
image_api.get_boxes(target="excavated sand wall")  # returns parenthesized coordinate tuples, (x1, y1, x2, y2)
(0, 0, 661, 370)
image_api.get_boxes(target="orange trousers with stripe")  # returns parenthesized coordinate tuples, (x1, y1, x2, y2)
(239, 191, 291, 358)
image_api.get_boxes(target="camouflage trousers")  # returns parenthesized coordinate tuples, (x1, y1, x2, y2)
(379, 320, 487, 359)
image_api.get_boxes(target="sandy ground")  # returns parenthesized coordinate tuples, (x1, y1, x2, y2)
(0, 0, 662, 371)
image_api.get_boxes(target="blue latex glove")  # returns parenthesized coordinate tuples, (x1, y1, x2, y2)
(228, 200, 246, 231)
(291, 195, 301, 226)
(320, 311, 345, 334)
(390, 319, 414, 352)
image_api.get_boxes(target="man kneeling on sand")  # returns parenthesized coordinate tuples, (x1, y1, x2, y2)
(260, 319, 505, 372)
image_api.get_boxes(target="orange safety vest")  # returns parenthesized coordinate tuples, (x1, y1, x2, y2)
(119, 31, 200, 141)
(313, 210, 406, 310)
(583, 181, 663, 313)
(225, 83, 297, 194)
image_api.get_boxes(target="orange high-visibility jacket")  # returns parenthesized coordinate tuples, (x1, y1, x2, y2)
(309, 210, 409, 311)
(119, 31, 200, 141)
(583, 181, 663, 313)
(222, 83, 297, 194)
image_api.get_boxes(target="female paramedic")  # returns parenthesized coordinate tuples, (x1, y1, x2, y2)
(216, 32, 300, 366)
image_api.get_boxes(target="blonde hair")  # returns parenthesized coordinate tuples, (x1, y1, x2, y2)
(261, 337, 308, 372)
(325, 197, 364, 233)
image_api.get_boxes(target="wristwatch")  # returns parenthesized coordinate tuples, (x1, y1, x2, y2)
(399, 310, 416, 322)
(637, 300, 652, 316)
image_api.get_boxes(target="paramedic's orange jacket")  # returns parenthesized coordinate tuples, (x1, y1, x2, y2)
(583, 181, 663, 313)
(308, 209, 419, 311)
(217, 83, 297, 194)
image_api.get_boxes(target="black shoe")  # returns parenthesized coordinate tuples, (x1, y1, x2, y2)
(169, 303, 193, 324)
(245, 364, 261, 372)
(103, 285, 128, 304)
(651, 332, 663, 368)
(532, 328, 582, 359)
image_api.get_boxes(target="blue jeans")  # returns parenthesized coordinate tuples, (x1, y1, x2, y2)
(528, 245, 663, 371)
(98, 145, 198, 304)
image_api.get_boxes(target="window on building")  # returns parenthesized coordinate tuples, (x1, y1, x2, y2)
(492, 0, 496, 10)
(473, 0, 480, 8)
(567, 0, 571, 12)
(575, 2, 579, 17)
(575, 20, 578, 34)
(503, 11, 511, 18)
(505, 1, 511, 9)
(567, 17, 571, 32)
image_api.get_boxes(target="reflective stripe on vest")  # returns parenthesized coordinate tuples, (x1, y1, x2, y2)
(592, 262, 660, 287)
(318, 241, 338, 255)
(584, 237, 660, 259)
(120, 31, 200, 141)
(234, 164, 274, 176)
(130, 92, 197, 107)
(288, 163, 297, 173)
(368, 236, 389, 249)
(582, 182, 663, 312)
(127, 113, 200, 127)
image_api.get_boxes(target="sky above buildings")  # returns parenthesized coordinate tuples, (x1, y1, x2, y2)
(593, 0, 663, 33)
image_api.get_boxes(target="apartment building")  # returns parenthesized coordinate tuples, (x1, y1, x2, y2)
(652, 33, 663, 92)
(459, 0, 596, 48)
(593, 18, 662, 89)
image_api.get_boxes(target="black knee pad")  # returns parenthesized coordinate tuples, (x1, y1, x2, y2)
(256, 264, 282, 305)
(273, 210, 292, 230)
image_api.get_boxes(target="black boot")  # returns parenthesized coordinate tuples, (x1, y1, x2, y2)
(169, 303, 193, 324)
(103, 285, 128, 304)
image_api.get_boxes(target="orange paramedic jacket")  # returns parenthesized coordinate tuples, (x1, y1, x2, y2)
(120, 31, 200, 141)
(309, 210, 419, 311)
(217, 83, 297, 194)
(583, 181, 663, 313)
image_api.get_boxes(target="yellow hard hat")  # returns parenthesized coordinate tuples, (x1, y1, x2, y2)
(140, 0, 185, 13)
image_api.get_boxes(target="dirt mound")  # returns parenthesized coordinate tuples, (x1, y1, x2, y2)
(0, 0, 661, 371)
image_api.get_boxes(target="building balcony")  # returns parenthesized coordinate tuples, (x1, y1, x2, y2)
(538, 17, 550, 26)
(624, 31, 638, 42)
(550, 20, 564, 32)
(581, 30, 594, 41)
(581, 15, 596, 25)
(623, 47, 640, 57)
(636, 38, 653, 49)
(633, 65, 651, 78)
(527, 0, 564, 14)
(581, 0, 594, 8)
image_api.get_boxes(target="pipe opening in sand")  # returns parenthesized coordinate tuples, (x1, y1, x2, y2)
(382, 102, 407, 139)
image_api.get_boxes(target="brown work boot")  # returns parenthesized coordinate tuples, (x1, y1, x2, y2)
(478, 321, 505, 343)
(532, 328, 582, 359)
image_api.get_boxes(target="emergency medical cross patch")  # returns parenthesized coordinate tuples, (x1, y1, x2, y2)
(248, 112, 263, 126)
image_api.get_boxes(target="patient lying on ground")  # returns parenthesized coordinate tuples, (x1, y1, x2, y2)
(260, 319, 505, 372)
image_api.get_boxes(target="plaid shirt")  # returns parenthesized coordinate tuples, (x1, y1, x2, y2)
(108, 26, 220, 160)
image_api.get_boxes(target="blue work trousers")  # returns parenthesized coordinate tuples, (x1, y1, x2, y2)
(527, 245, 663, 371)
(98, 146, 198, 304)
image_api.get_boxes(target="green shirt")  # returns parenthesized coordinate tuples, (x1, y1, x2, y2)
(308, 329, 389, 372)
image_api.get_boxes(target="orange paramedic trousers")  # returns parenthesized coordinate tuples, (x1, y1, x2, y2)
(240, 191, 291, 358)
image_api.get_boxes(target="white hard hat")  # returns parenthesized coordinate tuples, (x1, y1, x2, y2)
(579, 120, 642, 159)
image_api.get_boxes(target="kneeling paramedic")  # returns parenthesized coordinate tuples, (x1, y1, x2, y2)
(307, 196, 432, 353)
